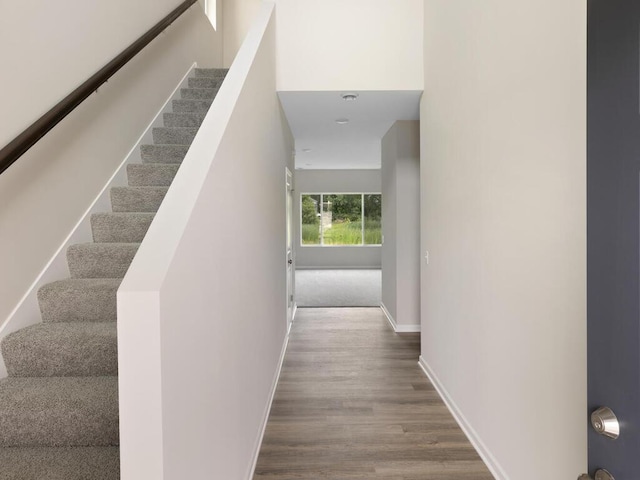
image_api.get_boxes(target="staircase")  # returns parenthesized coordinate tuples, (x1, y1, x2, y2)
(0, 68, 227, 480)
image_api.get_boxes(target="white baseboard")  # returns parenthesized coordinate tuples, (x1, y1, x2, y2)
(247, 332, 290, 479)
(396, 324, 421, 333)
(295, 266, 381, 270)
(0, 64, 198, 379)
(418, 356, 507, 480)
(380, 302, 397, 331)
(380, 303, 421, 333)
(287, 303, 297, 335)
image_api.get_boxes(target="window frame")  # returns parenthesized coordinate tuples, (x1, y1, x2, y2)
(299, 192, 382, 247)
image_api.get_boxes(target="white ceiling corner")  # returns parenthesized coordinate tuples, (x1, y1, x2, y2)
(278, 90, 421, 170)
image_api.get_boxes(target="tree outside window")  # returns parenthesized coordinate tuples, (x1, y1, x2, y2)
(300, 194, 382, 246)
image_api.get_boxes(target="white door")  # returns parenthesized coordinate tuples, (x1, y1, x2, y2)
(286, 168, 294, 330)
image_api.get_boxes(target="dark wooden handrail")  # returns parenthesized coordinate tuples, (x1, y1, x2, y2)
(0, 0, 197, 176)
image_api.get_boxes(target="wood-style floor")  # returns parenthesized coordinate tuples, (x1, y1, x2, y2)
(253, 307, 494, 479)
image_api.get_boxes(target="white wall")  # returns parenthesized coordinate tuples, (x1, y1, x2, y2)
(0, 4, 221, 340)
(0, 1, 217, 147)
(381, 133, 397, 318)
(200, 0, 222, 31)
(381, 121, 420, 331)
(420, 2, 586, 479)
(294, 169, 381, 268)
(222, 0, 263, 66)
(275, 0, 423, 91)
(118, 4, 294, 479)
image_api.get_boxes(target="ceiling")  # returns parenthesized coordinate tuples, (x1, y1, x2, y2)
(278, 91, 421, 170)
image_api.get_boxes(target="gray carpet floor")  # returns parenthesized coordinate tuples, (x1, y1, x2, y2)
(295, 269, 381, 307)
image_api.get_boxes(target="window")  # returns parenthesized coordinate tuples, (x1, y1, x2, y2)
(203, 0, 217, 30)
(301, 194, 382, 246)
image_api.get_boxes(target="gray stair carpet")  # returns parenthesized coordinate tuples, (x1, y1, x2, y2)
(0, 67, 226, 479)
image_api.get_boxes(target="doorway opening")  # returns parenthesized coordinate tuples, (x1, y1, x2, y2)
(295, 190, 382, 307)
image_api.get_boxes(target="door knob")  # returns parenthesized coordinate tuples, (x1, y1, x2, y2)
(591, 406, 620, 439)
(578, 470, 615, 480)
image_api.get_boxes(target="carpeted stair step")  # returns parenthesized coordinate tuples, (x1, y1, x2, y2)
(180, 87, 219, 100)
(0, 446, 119, 480)
(0, 377, 118, 447)
(2, 323, 117, 377)
(0, 67, 228, 471)
(172, 98, 212, 113)
(0, 66, 228, 473)
(91, 212, 155, 243)
(188, 77, 224, 89)
(38, 279, 119, 323)
(110, 186, 168, 213)
(163, 112, 206, 128)
(140, 144, 190, 164)
(194, 67, 229, 77)
(127, 163, 179, 187)
(152, 127, 198, 145)
(67, 243, 139, 279)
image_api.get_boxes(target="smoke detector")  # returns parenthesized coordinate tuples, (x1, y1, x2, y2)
(341, 93, 359, 101)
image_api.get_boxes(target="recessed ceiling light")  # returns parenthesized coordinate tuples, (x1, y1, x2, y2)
(335, 118, 350, 125)
(341, 93, 359, 101)
(302, 148, 312, 153)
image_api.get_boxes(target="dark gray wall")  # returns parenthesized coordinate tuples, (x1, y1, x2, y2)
(588, 0, 640, 475)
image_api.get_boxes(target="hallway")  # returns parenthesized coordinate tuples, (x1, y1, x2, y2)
(253, 308, 493, 479)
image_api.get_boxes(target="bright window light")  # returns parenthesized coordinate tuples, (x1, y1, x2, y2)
(301, 193, 382, 246)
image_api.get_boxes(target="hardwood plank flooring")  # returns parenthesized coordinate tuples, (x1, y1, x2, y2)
(253, 308, 494, 479)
